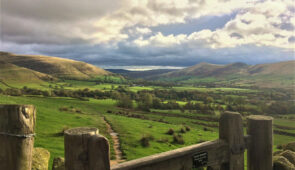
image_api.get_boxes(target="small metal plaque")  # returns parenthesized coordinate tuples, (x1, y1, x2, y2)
(192, 152, 208, 168)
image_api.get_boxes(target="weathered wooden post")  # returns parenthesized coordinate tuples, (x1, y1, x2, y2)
(219, 111, 245, 170)
(247, 115, 273, 170)
(64, 127, 110, 170)
(0, 104, 36, 170)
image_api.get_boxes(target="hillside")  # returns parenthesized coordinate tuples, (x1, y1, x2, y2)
(162, 63, 224, 77)
(0, 61, 53, 86)
(151, 61, 295, 89)
(248, 61, 295, 76)
(0, 52, 111, 79)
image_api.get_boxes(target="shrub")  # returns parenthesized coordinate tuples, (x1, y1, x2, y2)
(59, 107, 69, 112)
(277, 144, 283, 150)
(180, 127, 186, 133)
(158, 119, 165, 123)
(166, 128, 175, 135)
(74, 108, 83, 114)
(185, 126, 191, 131)
(117, 94, 133, 109)
(4, 88, 22, 96)
(203, 127, 212, 131)
(140, 134, 154, 147)
(173, 134, 184, 144)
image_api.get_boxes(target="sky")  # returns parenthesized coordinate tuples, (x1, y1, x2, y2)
(0, 0, 294, 69)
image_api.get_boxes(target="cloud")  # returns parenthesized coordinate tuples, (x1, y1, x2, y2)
(133, 0, 295, 49)
(1, 0, 247, 44)
(0, 0, 294, 67)
(1, 0, 128, 44)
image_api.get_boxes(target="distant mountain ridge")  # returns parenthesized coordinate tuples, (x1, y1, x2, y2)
(158, 61, 295, 78)
(152, 61, 295, 89)
(0, 52, 111, 80)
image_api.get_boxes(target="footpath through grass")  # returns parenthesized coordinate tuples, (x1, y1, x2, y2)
(104, 114, 217, 160)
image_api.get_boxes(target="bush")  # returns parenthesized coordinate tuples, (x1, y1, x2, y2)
(179, 127, 186, 133)
(166, 128, 175, 135)
(185, 126, 191, 131)
(59, 107, 69, 112)
(203, 127, 212, 132)
(117, 94, 133, 109)
(4, 88, 22, 96)
(140, 134, 154, 147)
(73, 108, 83, 113)
(173, 134, 184, 144)
(277, 144, 283, 150)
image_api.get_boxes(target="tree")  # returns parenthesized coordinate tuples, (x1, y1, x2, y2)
(205, 96, 214, 104)
(116, 94, 133, 109)
(138, 93, 153, 111)
(152, 98, 162, 109)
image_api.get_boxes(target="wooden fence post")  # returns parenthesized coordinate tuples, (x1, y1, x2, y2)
(0, 104, 36, 170)
(219, 111, 245, 170)
(247, 115, 273, 170)
(64, 127, 110, 170)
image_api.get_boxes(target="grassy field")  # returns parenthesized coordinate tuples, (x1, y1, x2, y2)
(104, 114, 217, 160)
(0, 95, 118, 169)
(172, 86, 257, 93)
(0, 80, 294, 169)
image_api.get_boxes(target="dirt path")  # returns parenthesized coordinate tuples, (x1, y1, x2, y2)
(102, 117, 125, 166)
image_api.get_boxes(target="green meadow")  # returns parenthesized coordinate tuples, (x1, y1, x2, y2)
(0, 80, 294, 169)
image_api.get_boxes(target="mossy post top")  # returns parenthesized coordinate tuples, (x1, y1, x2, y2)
(64, 127, 99, 136)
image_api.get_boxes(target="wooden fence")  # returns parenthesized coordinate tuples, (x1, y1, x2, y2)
(0, 104, 273, 170)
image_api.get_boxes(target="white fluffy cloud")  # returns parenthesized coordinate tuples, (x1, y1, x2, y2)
(1, 0, 248, 44)
(0, 0, 294, 66)
(133, 0, 295, 49)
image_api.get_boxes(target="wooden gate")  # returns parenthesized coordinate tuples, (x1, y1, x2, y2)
(0, 104, 273, 170)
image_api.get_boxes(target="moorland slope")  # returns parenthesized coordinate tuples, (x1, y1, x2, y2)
(0, 52, 110, 80)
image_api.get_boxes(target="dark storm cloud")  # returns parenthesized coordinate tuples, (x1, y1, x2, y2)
(1, 0, 126, 44)
(8, 41, 292, 67)
(1, 0, 123, 22)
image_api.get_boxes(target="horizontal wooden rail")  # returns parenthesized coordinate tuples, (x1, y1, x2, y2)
(111, 136, 251, 170)
(112, 139, 228, 170)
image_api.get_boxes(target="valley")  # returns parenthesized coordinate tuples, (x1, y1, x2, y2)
(0, 52, 294, 169)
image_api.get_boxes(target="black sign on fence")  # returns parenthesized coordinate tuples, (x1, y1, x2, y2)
(192, 152, 208, 168)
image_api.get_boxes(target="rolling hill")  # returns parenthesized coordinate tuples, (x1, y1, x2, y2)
(0, 60, 54, 86)
(0, 52, 111, 80)
(161, 62, 224, 77)
(148, 61, 295, 89)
